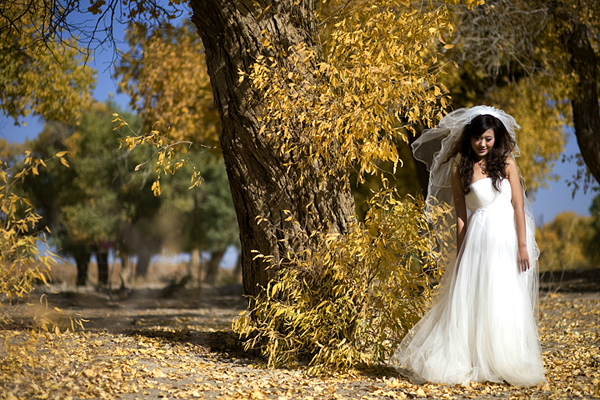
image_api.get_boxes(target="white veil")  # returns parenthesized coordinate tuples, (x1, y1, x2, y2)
(412, 105, 540, 317)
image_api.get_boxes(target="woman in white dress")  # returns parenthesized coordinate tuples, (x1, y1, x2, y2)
(390, 106, 545, 387)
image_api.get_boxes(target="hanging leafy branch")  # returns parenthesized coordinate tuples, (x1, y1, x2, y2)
(115, 113, 204, 196)
(234, 189, 453, 373)
(243, 0, 458, 186)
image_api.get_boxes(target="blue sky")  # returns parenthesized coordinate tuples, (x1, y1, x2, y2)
(0, 34, 597, 225)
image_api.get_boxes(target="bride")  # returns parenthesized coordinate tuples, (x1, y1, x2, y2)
(390, 106, 545, 387)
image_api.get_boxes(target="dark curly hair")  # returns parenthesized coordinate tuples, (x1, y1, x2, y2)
(445, 114, 516, 194)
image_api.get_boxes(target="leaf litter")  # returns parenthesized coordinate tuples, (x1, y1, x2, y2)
(0, 287, 598, 400)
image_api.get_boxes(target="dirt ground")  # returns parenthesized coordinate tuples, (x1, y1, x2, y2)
(1, 269, 599, 400)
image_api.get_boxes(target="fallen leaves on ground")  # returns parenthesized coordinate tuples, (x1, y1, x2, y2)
(0, 291, 598, 400)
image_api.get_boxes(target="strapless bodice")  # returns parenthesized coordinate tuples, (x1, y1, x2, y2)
(465, 177, 512, 212)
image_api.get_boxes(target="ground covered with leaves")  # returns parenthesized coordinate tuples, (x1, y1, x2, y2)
(1, 271, 599, 400)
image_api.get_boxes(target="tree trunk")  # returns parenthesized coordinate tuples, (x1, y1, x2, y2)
(190, 0, 355, 299)
(204, 249, 226, 286)
(119, 253, 131, 284)
(553, 2, 600, 184)
(96, 251, 109, 286)
(187, 249, 201, 287)
(74, 249, 91, 286)
(135, 249, 151, 278)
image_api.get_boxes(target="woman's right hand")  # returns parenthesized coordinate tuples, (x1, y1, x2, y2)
(518, 244, 530, 273)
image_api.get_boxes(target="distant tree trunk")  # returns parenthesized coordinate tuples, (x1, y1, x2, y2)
(119, 253, 131, 283)
(187, 249, 201, 287)
(136, 248, 151, 278)
(96, 250, 109, 286)
(191, 1, 355, 299)
(552, 2, 600, 184)
(74, 249, 91, 286)
(204, 249, 226, 286)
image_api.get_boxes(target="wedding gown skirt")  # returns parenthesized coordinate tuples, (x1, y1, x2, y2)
(390, 178, 545, 387)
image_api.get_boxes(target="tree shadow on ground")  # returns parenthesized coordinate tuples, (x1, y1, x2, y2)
(4, 283, 254, 357)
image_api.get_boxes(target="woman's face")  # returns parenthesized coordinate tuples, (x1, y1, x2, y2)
(470, 128, 495, 160)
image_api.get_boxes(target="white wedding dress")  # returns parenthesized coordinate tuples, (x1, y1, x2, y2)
(390, 177, 545, 387)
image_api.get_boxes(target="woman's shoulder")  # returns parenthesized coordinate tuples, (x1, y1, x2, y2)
(505, 156, 518, 169)
(504, 156, 519, 177)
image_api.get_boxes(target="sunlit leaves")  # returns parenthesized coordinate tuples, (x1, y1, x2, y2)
(234, 190, 449, 373)
(233, 0, 484, 372)
(0, 0, 95, 125)
(116, 113, 203, 196)
(248, 0, 454, 185)
(0, 156, 54, 300)
(115, 20, 220, 148)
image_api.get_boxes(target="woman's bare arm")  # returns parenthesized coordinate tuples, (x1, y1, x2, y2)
(506, 158, 530, 272)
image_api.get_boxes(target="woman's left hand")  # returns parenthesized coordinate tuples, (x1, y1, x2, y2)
(518, 244, 530, 273)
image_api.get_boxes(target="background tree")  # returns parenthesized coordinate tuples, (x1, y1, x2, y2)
(158, 154, 239, 286)
(26, 102, 164, 285)
(116, 20, 220, 148)
(535, 211, 592, 272)
(115, 19, 239, 284)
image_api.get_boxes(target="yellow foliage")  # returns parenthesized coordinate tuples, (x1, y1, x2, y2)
(0, 161, 52, 301)
(535, 211, 592, 272)
(115, 113, 203, 196)
(248, 0, 456, 185)
(234, 190, 451, 373)
(232, 0, 486, 372)
(0, 0, 95, 124)
(0, 149, 84, 366)
(116, 21, 220, 148)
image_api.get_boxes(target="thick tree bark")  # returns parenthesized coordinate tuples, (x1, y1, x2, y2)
(552, 2, 600, 184)
(190, 0, 355, 298)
